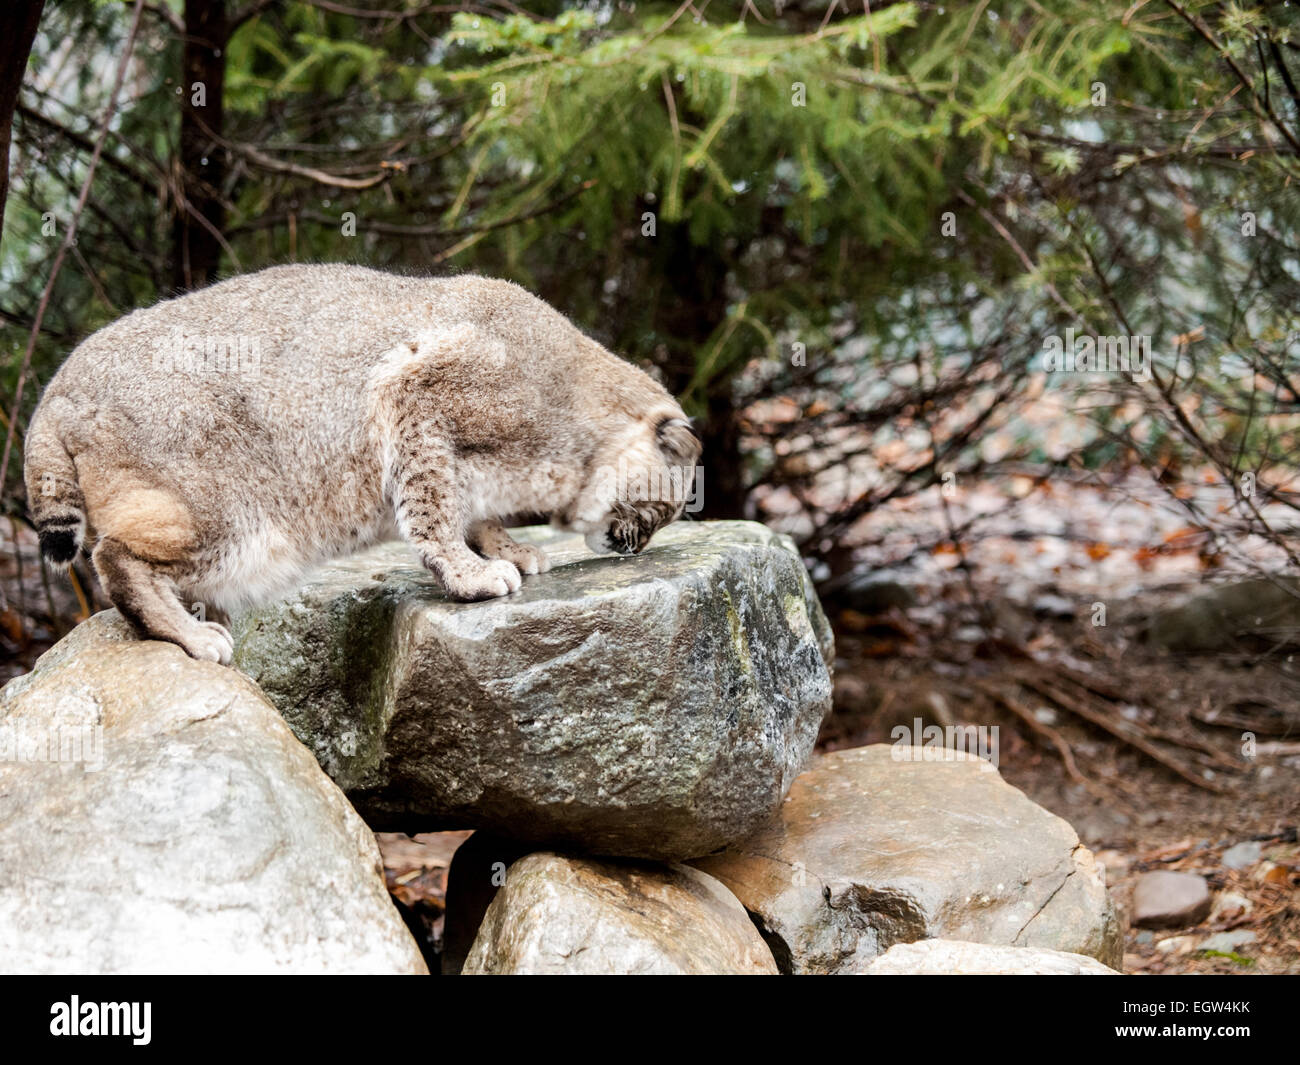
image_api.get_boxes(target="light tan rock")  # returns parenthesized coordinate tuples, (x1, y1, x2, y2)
(861, 939, 1119, 975)
(0, 612, 427, 974)
(691, 745, 1122, 973)
(463, 852, 778, 974)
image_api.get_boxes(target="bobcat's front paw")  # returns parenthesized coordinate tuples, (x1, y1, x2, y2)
(488, 540, 550, 576)
(176, 620, 235, 665)
(440, 557, 522, 601)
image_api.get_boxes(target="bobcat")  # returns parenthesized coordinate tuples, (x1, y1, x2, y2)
(24, 264, 700, 664)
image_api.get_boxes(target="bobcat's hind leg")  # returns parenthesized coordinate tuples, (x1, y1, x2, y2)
(92, 538, 234, 664)
(467, 519, 550, 576)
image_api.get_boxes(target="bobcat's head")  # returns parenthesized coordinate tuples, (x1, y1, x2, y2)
(560, 415, 701, 555)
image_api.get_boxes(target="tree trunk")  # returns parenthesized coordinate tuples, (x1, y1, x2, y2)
(0, 1, 47, 242)
(652, 220, 748, 520)
(697, 390, 747, 520)
(172, 0, 228, 291)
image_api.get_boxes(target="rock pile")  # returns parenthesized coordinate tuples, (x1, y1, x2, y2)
(449, 746, 1121, 974)
(0, 520, 1121, 974)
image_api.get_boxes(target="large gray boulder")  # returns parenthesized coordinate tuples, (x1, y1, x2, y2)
(462, 852, 779, 975)
(233, 521, 834, 860)
(0, 613, 427, 974)
(691, 745, 1122, 973)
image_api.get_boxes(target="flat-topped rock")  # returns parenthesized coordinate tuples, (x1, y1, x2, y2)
(232, 521, 834, 860)
(0, 613, 427, 974)
(691, 745, 1122, 973)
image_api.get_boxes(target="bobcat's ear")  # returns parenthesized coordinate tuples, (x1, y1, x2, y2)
(656, 417, 701, 464)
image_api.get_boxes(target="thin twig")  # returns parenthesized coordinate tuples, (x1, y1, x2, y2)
(1018, 672, 1227, 793)
(977, 682, 1109, 800)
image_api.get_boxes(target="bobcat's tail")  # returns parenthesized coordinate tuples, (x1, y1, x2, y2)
(23, 411, 86, 567)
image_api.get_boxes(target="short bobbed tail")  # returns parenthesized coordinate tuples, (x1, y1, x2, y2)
(23, 411, 87, 568)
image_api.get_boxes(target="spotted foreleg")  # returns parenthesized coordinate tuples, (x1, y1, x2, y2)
(467, 519, 550, 576)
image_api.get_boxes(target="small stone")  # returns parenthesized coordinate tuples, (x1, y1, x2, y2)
(1199, 930, 1256, 955)
(1132, 871, 1212, 929)
(1222, 840, 1262, 871)
(1156, 934, 1197, 955)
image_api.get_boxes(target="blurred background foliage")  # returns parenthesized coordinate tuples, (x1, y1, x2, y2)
(2, 0, 1299, 579)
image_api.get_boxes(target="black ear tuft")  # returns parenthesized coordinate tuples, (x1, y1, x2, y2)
(656, 417, 701, 464)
